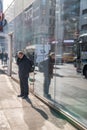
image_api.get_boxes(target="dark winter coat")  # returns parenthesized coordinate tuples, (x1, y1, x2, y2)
(39, 56, 55, 78)
(17, 55, 32, 78)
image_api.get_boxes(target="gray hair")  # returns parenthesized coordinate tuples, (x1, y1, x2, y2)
(17, 51, 24, 55)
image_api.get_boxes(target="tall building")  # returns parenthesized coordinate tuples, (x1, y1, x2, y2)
(33, 0, 56, 45)
(55, 0, 80, 53)
(80, 0, 87, 34)
(0, 0, 3, 11)
(3, 0, 56, 53)
(0, 0, 5, 52)
(0, 0, 3, 32)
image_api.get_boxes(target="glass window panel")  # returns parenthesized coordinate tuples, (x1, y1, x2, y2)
(3, 0, 87, 129)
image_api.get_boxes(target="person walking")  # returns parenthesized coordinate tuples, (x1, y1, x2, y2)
(17, 51, 32, 99)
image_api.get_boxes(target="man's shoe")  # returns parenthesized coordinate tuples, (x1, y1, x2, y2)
(22, 96, 28, 99)
(44, 94, 51, 98)
(44, 94, 51, 99)
(47, 94, 51, 98)
(17, 94, 24, 97)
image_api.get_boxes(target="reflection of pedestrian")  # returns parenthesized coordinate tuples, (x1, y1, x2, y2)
(15, 52, 18, 62)
(0, 52, 1, 63)
(1, 52, 4, 65)
(3, 52, 8, 65)
(42, 52, 55, 98)
(17, 51, 32, 99)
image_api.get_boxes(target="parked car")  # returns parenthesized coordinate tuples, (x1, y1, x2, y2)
(63, 53, 75, 63)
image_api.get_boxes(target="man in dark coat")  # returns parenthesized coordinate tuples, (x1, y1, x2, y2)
(17, 51, 32, 99)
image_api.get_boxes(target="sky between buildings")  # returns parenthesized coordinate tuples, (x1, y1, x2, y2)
(3, 0, 13, 11)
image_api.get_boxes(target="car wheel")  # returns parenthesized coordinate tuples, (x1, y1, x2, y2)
(84, 68, 87, 79)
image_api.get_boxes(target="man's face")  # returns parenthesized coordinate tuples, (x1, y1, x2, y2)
(51, 54, 55, 59)
(18, 53, 24, 59)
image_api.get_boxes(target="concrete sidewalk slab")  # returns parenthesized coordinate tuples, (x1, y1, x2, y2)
(0, 70, 78, 130)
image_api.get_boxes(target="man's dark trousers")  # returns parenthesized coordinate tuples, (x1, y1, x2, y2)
(19, 76, 29, 97)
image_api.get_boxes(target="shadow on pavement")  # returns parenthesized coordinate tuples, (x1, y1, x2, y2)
(26, 97, 48, 120)
(25, 98, 70, 129)
(22, 97, 48, 130)
(53, 73, 64, 77)
(0, 69, 5, 74)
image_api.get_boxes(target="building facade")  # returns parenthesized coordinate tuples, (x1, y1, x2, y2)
(80, 0, 87, 34)
(55, 0, 80, 54)
(0, 0, 6, 52)
(3, 0, 56, 54)
(0, 0, 3, 11)
(0, 0, 3, 31)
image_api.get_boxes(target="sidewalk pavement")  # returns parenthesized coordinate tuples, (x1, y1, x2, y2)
(0, 69, 78, 130)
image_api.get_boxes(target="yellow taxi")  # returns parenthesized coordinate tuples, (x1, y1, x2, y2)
(63, 53, 75, 63)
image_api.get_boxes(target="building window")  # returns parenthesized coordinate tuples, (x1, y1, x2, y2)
(82, 9, 87, 14)
(0, 1, 2, 12)
(42, 0, 46, 5)
(49, 18, 55, 25)
(81, 24, 87, 30)
(49, 9, 55, 16)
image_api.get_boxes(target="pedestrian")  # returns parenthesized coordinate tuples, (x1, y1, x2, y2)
(39, 52, 55, 98)
(1, 52, 4, 65)
(0, 51, 1, 64)
(17, 51, 32, 99)
(3, 52, 8, 65)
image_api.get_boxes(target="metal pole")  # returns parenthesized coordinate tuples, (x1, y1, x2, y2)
(7, 33, 13, 76)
